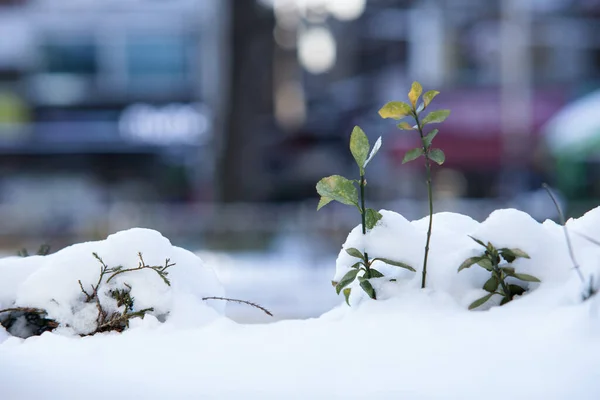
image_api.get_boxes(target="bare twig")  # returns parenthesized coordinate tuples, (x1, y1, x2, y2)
(0, 307, 47, 314)
(78, 280, 92, 301)
(106, 252, 174, 286)
(542, 183, 585, 283)
(92, 307, 155, 334)
(202, 296, 273, 317)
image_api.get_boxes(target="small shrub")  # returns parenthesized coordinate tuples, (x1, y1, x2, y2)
(458, 237, 539, 310)
(317, 126, 414, 303)
(335, 248, 414, 304)
(379, 81, 450, 289)
(1, 251, 272, 337)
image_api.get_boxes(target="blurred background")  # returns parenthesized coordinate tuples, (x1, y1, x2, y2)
(0, 0, 599, 321)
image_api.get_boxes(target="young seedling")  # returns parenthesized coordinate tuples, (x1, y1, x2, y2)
(18, 244, 51, 257)
(317, 126, 415, 304)
(378, 81, 450, 289)
(458, 237, 540, 310)
(334, 248, 414, 304)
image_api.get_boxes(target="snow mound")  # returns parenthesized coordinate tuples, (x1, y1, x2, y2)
(335, 207, 600, 309)
(0, 228, 224, 337)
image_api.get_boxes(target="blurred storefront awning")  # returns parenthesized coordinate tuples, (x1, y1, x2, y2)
(387, 87, 566, 169)
(542, 89, 600, 159)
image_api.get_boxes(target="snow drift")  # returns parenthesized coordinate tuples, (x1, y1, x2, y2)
(335, 207, 600, 309)
(0, 228, 224, 337)
(1, 209, 600, 399)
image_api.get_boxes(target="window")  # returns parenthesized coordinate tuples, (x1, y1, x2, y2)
(42, 39, 97, 75)
(125, 35, 189, 89)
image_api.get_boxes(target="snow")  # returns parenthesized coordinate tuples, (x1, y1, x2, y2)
(0, 228, 224, 336)
(1, 209, 600, 399)
(335, 208, 600, 309)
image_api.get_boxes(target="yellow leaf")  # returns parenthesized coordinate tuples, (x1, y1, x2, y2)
(423, 90, 440, 108)
(378, 101, 412, 120)
(397, 122, 414, 130)
(408, 81, 423, 108)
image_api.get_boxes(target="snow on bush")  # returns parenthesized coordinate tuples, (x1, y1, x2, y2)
(334, 207, 600, 309)
(0, 228, 224, 338)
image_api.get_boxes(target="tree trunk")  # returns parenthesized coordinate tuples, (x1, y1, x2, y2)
(218, 1, 274, 202)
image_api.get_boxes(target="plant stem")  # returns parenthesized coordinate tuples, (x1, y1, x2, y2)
(494, 264, 511, 300)
(360, 174, 371, 279)
(201, 296, 273, 316)
(542, 183, 585, 284)
(416, 114, 433, 289)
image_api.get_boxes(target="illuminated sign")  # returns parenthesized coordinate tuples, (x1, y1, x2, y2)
(119, 103, 210, 145)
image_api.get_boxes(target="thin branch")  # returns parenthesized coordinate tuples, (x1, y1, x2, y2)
(106, 252, 174, 286)
(93, 307, 155, 333)
(542, 183, 585, 283)
(202, 296, 273, 317)
(0, 307, 48, 314)
(78, 280, 92, 301)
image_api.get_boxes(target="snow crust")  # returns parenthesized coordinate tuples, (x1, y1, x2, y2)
(0, 228, 224, 336)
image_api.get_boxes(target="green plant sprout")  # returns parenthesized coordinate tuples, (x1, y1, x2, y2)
(18, 244, 51, 257)
(317, 126, 415, 304)
(458, 237, 540, 310)
(378, 81, 450, 289)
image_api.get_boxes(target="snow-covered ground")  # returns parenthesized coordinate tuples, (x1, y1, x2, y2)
(1, 208, 600, 399)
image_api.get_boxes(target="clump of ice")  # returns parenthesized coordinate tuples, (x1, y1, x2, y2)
(0, 228, 224, 338)
(334, 207, 600, 309)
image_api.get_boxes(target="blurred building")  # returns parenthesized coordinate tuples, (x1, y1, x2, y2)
(264, 0, 600, 202)
(1, 0, 600, 245)
(0, 0, 225, 210)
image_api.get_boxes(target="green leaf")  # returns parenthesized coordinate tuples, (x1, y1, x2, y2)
(509, 284, 526, 296)
(477, 258, 494, 271)
(512, 273, 540, 283)
(422, 129, 438, 149)
(350, 126, 369, 173)
(363, 136, 382, 168)
(346, 248, 365, 261)
(458, 256, 484, 272)
(378, 101, 412, 120)
(365, 208, 383, 230)
(349, 262, 362, 269)
(408, 81, 423, 108)
(360, 279, 377, 299)
(483, 276, 499, 292)
(422, 109, 450, 124)
(501, 266, 516, 276)
(469, 236, 487, 248)
(499, 296, 511, 306)
(423, 90, 440, 108)
(468, 293, 494, 310)
(343, 288, 352, 306)
(335, 269, 359, 295)
(369, 269, 384, 278)
(500, 250, 516, 263)
(500, 248, 530, 261)
(316, 175, 358, 207)
(373, 258, 416, 272)
(402, 147, 424, 164)
(428, 148, 445, 165)
(397, 121, 415, 130)
(317, 197, 333, 211)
